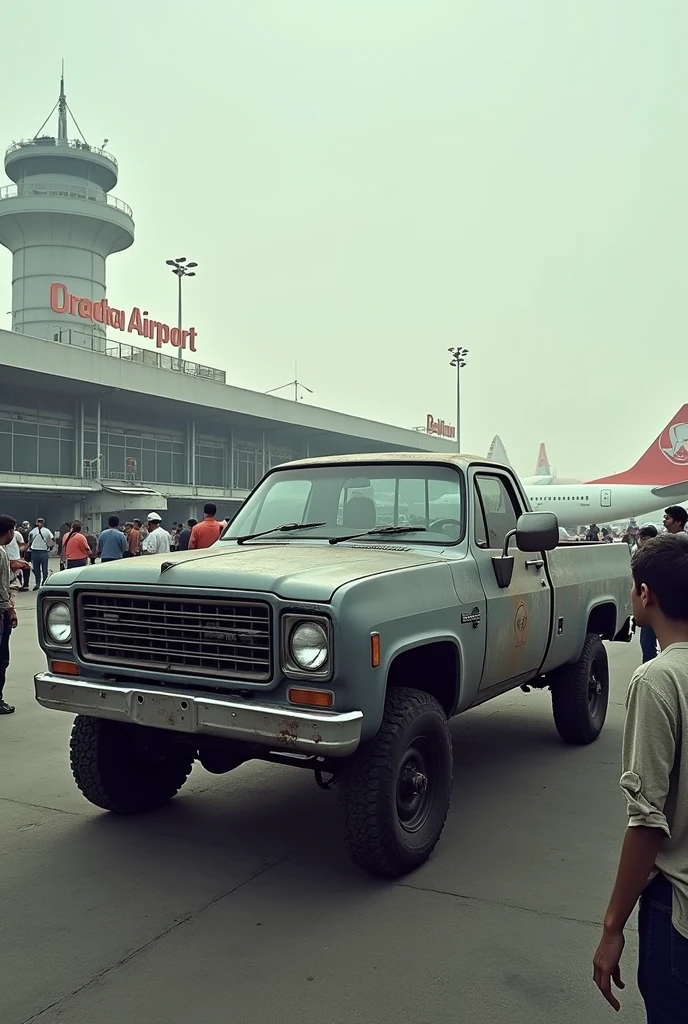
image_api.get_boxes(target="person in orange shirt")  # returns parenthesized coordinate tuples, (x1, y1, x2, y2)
(61, 521, 92, 568)
(127, 519, 141, 557)
(189, 503, 223, 550)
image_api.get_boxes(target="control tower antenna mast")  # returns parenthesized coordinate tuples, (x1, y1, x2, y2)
(33, 64, 87, 145)
(57, 60, 67, 141)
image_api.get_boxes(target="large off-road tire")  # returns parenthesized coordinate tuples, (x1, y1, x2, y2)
(70, 716, 194, 813)
(551, 633, 609, 745)
(338, 687, 452, 878)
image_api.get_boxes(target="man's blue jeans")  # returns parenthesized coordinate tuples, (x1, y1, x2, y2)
(31, 550, 49, 587)
(640, 626, 658, 663)
(638, 873, 688, 1022)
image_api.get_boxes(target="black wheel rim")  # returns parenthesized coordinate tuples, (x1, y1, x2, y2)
(588, 659, 603, 717)
(396, 738, 436, 834)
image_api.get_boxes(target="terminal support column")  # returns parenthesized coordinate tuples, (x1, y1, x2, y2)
(229, 426, 234, 490)
(95, 400, 101, 480)
(190, 418, 196, 487)
(79, 401, 85, 476)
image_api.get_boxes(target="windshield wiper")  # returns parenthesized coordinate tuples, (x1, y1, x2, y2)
(329, 526, 427, 546)
(235, 522, 326, 545)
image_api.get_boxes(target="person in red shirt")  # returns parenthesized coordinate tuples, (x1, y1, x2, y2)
(189, 503, 223, 550)
(61, 521, 92, 568)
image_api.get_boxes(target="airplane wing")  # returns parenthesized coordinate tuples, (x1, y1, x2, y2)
(650, 481, 688, 499)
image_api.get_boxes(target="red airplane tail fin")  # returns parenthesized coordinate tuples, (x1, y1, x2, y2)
(592, 405, 688, 485)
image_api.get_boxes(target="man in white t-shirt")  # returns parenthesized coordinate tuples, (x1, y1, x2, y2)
(6, 529, 24, 561)
(141, 513, 171, 555)
(5, 529, 29, 589)
(28, 518, 54, 590)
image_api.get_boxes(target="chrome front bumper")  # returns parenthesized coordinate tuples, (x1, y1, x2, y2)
(34, 672, 363, 757)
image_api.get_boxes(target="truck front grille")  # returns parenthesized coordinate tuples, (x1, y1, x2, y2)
(76, 592, 272, 680)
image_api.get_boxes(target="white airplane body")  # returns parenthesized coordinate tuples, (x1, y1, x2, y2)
(523, 480, 688, 530)
(486, 406, 688, 528)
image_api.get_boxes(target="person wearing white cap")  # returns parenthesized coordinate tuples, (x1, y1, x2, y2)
(141, 513, 171, 555)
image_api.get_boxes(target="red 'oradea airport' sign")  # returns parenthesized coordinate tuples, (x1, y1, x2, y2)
(426, 415, 456, 439)
(50, 282, 198, 352)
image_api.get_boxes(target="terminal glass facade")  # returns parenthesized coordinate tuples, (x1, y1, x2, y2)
(0, 390, 302, 492)
(0, 400, 75, 476)
(195, 436, 227, 488)
(83, 420, 186, 484)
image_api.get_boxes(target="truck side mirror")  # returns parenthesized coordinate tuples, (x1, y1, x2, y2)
(491, 511, 559, 589)
(515, 511, 559, 552)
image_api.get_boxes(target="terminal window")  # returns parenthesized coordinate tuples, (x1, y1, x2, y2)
(0, 410, 75, 476)
(84, 422, 186, 484)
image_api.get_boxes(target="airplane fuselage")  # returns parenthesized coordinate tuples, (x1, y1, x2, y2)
(524, 482, 684, 529)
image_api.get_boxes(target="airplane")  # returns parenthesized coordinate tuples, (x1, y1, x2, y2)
(486, 405, 688, 529)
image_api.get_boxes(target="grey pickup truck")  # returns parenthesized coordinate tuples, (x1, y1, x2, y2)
(35, 454, 632, 877)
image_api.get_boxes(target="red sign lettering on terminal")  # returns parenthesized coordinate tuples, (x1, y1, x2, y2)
(426, 415, 455, 439)
(49, 282, 197, 352)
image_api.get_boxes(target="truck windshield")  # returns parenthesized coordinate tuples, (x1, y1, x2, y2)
(224, 463, 464, 545)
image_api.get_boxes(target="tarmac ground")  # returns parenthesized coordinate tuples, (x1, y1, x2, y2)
(1, 588, 644, 1023)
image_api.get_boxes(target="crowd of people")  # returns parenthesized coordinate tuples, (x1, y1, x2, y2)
(0, 503, 227, 715)
(0, 502, 228, 590)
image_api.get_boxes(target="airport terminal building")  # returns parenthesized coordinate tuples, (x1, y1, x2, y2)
(0, 76, 454, 531)
(0, 326, 454, 531)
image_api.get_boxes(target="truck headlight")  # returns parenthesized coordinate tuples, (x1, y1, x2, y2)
(46, 602, 72, 644)
(289, 621, 329, 671)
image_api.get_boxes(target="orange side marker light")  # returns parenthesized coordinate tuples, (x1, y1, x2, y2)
(51, 660, 79, 676)
(287, 688, 334, 708)
(371, 632, 381, 668)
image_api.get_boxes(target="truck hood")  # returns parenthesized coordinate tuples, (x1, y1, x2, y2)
(60, 542, 444, 602)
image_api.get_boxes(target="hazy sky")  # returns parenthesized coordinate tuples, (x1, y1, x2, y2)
(1, 0, 686, 479)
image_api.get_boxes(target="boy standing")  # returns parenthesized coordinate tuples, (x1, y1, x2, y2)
(593, 533, 688, 1019)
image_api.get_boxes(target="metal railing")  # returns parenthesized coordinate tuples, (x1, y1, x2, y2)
(6, 138, 118, 167)
(105, 339, 226, 382)
(0, 181, 132, 219)
(47, 326, 226, 384)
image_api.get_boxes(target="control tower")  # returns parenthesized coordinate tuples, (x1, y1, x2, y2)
(0, 70, 134, 348)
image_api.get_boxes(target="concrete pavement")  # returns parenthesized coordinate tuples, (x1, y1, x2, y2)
(1, 590, 644, 1023)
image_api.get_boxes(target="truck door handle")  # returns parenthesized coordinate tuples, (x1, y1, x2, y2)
(525, 559, 544, 570)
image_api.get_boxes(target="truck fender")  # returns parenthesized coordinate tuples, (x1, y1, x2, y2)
(568, 598, 620, 663)
(379, 633, 464, 724)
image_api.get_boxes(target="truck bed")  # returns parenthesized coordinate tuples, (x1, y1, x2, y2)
(540, 541, 632, 674)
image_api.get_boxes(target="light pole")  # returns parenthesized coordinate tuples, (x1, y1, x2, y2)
(165, 257, 198, 368)
(448, 347, 468, 451)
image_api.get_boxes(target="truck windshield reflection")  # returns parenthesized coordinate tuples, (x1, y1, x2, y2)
(223, 463, 464, 544)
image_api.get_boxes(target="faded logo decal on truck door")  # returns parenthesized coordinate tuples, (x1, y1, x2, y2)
(514, 601, 529, 647)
